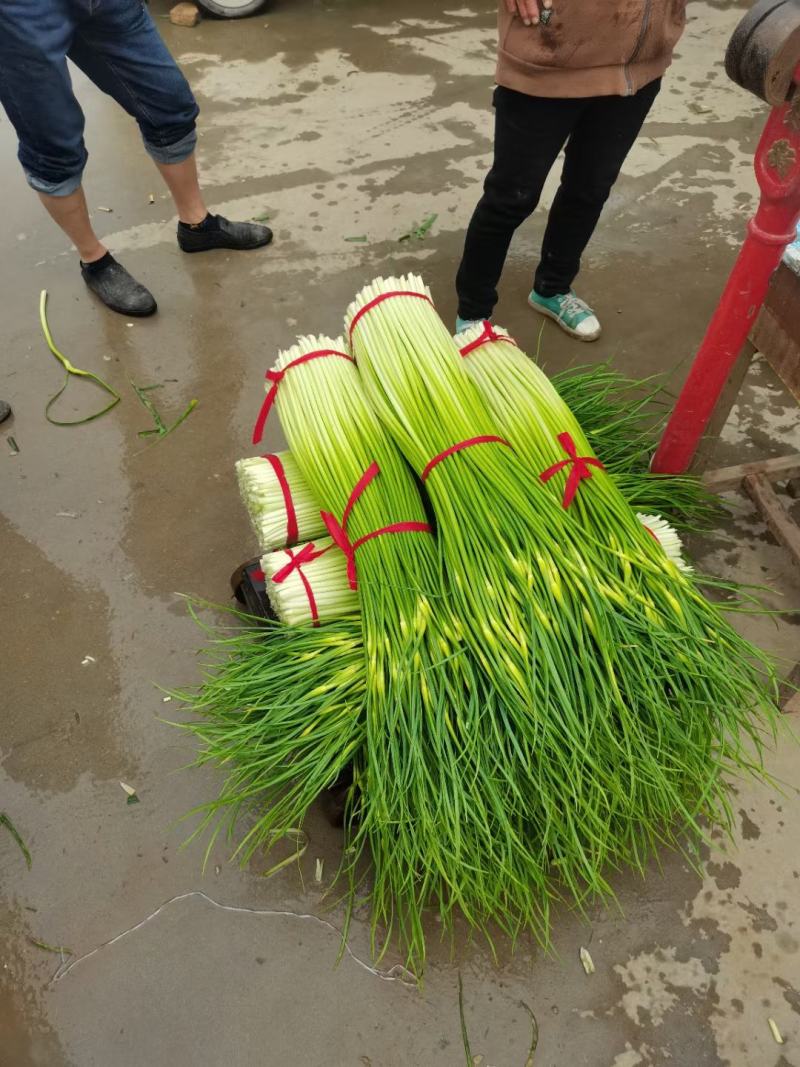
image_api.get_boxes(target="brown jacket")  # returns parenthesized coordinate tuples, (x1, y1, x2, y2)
(497, 1, 687, 99)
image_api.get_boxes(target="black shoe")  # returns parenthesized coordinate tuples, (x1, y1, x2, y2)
(81, 254, 157, 317)
(177, 213, 273, 254)
(0, 400, 11, 425)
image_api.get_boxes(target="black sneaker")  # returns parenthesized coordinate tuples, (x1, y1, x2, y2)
(81, 255, 157, 317)
(177, 214, 273, 254)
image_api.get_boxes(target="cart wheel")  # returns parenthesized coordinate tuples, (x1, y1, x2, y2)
(197, 0, 269, 17)
(230, 559, 254, 602)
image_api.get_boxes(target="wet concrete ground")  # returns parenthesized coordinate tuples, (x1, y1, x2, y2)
(2, 1, 800, 1064)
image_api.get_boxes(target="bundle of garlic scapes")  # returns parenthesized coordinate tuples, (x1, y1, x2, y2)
(349, 276, 779, 901)
(236, 452, 326, 552)
(177, 273, 780, 982)
(262, 536, 359, 626)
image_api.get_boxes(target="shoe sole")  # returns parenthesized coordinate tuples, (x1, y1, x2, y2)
(83, 286, 158, 317)
(179, 232, 274, 254)
(82, 274, 157, 317)
(527, 296, 602, 342)
(89, 295, 157, 317)
(105, 301, 157, 317)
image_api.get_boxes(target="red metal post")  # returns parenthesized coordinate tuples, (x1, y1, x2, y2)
(651, 67, 800, 474)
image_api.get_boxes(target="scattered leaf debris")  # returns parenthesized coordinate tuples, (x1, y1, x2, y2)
(520, 1000, 539, 1067)
(40, 290, 121, 426)
(1, 813, 32, 869)
(8, 436, 20, 455)
(580, 946, 595, 974)
(28, 937, 72, 956)
(131, 380, 197, 442)
(768, 1018, 784, 1045)
(120, 782, 139, 805)
(399, 213, 437, 242)
(458, 972, 473, 1065)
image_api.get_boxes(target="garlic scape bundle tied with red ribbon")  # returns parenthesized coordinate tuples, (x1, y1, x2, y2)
(268, 334, 534, 969)
(236, 452, 326, 553)
(349, 276, 779, 905)
(262, 536, 359, 626)
(451, 312, 778, 827)
(348, 277, 665, 908)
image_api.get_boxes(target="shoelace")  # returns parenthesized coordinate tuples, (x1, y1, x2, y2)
(559, 292, 593, 321)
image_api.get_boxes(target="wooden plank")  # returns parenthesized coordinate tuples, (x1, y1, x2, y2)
(742, 472, 800, 566)
(754, 309, 800, 404)
(765, 262, 800, 339)
(703, 453, 800, 492)
(753, 263, 800, 403)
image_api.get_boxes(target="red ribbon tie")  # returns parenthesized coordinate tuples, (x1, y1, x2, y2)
(422, 435, 512, 481)
(262, 453, 298, 544)
(271, 543, 330, 626)
(348, 291, 433, 342)
(271, 542, 328, 584)
(251, 349, 354, 444)
(320, 462, 431, 589)
(321, 511, 359, 590)
(539, 432, 604, 508)
(458, 320, 516, 357)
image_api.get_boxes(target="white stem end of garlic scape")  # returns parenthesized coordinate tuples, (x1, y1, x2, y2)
(262, 537, 359, 627)
(637, 513, 692, 573)
(236, 452, 326, 553)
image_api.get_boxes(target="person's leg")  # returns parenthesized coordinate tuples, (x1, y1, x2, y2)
(69, 1, 271, 252)
(534, 79, 662, 299)
(455, 87, 583, 324)
(0, 2, 91, 231)
(154, 156, 207, 226)
(0, 0, 156, 314)
(36, 187, 105, 262)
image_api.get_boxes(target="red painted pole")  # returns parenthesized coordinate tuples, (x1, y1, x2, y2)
(651, 67, 800, 475)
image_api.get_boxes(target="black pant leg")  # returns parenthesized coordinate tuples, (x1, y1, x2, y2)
(534, 79, 661, 298)
(455, 87, 583, 321)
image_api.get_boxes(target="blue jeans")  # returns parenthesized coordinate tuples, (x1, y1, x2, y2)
(0, 0, 199, 196)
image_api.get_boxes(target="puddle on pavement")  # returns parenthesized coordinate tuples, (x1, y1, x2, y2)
(0, 905, 71, 1067)
(1, 518, 134, 794)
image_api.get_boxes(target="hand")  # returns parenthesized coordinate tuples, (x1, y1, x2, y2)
(504, 0, 552, 27)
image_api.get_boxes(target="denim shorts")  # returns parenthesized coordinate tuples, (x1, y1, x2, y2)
(0, 0, 200, 195)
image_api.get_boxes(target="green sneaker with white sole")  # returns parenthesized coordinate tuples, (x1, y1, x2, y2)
(456, 315, 483, 334)
(528, 289, 601, 341)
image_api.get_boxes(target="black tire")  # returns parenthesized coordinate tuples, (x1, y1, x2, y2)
(196, 0, 268, 17)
